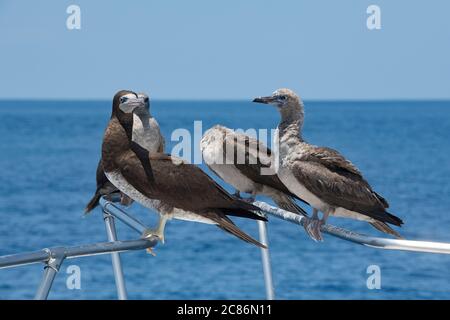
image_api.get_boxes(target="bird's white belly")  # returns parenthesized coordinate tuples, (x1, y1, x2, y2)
(202, 140, 256, 193)
(278, 167, 329, 212)
(105, 170, 161, 209)
(208, 163, 256, 194)
(333, 207, 372, 222)
(105, 170, 217, 225)
(169, 208, 216, 225)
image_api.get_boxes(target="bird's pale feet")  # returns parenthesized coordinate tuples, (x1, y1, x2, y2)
(146, 247, 157, 256)
(141, 228, 165, 244)
(303, 217, 324, 242)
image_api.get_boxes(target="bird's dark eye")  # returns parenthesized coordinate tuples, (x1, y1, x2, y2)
(279, 95, 287, 101)
(144, 97, 149, 102)
(120, 97, 128, 103)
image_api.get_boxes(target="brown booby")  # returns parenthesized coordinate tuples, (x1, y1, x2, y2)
(101, 90, 266, 247)
(201, 125, 308, 215)
(85, 93, 164, 213)
(253, 88, 404, 241)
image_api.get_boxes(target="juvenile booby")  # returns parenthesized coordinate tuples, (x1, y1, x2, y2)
(101, 90, 266, 247)
(85, 93, 164, 213)
(201, 125, 308, 215)
(253, 89, 404, 241)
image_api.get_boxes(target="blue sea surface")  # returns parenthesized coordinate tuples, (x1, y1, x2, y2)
(0, 100, 449, 300)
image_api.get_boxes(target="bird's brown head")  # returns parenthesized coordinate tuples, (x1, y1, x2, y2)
(253, 88, 304, 121)
(111, 90, 147, 136)
(112, 90, 145, 115)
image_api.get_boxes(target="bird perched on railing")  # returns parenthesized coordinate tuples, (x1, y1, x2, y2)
(201, 125, 308, 216)
(253, 88, 404, 241)
(101, 90, 266, 247)
(84, 92, 164, 213)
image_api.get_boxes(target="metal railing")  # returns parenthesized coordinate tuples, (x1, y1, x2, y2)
(0, 197, 449, 300)
(0, 200, 158, 300)
(254, 201, 450, 255)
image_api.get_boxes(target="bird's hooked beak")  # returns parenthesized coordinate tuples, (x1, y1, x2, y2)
(119, 96, 146, 114)
(252, 96, 276, 104)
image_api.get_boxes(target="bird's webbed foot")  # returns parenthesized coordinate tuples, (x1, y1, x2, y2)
(302, 209, 326, 242)
(141, 214, 168, 245)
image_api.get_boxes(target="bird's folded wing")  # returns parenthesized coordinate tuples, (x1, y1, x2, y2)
(118, 150, 252, 212)
(292, 156, 393, 222)
(302, 146, 363, 178)
(223, 131, 272, 167)
(224, 132, 306, 202)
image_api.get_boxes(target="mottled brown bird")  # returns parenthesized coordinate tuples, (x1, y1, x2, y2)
(253, 88, 403, 241)
(201, 125, 308, 215)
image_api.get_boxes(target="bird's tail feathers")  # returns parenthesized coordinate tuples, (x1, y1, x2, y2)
(221, 207, 267, 221)
(383, 211, 404, 226)
(222, 197, 267, 221)
(370, 220, 403, 239)
(84, 191, 101, 214)
(272, 193, 308, 217)
(212, 214, 266, 248)
(233, 197, 261, 212)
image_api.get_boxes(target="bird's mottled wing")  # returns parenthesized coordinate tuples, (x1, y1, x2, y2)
(224, 131, 306, 202)
(304, 146, 363, 178)
(292, 146, 401, 225)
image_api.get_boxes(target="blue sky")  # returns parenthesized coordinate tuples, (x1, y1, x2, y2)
(0, 0, 449, 100)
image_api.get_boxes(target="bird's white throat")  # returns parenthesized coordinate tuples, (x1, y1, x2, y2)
(131, 113, 159, 152)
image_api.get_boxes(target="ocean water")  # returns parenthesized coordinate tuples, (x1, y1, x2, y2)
(0, 100, 449, 300)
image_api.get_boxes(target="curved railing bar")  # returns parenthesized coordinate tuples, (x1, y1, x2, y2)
(253, 201, 450, 255)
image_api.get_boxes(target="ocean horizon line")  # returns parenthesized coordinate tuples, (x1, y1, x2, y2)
(1, 98, 450, 104)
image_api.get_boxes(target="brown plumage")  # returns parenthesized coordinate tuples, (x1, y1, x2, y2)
(253, 88, 404, 241)
(291, 145, 403, 228)
(201, 125, 308, 216)
(101, 90, 266, 247)
(84, 92, 162, 214)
